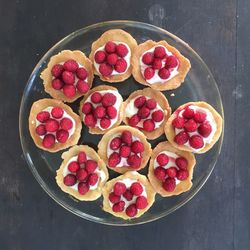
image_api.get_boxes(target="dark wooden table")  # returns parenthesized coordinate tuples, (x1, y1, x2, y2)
(1, 0, 249, 249)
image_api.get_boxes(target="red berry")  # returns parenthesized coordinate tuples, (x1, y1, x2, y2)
(123, 190, 133, 201)
(36, 111, 50, 123)
(114, 58, 127, 73)
(165, 55, 178, 69)
(119, 145, 131, 158)
(106, 106, 117, 119)
(100, 117, 111, 129)
(99, 63, 113, 76)
(189, 135, 204, 149)
(78, 182, 89, 195)
(94, 106, 106, 118)
(107, 53, 118, 66)
(130, 182, 143, 196)
(76, 80, 89, 94)
(42, 134, 55, 148)
(144, 67, 155, 80)
(88, 173, 99, 186)
(172, 116, 185, 129)
(62, 71, 75, 85)
(126, 204, 137, 217)
(82, 102, 93, 114)
(176, 170, 189, 180)
(108, 152, 121, 168)
(76, 168, 88, 181)
(131, 140, 144, 153)
(109, 137, 122, 150)
(91, 92, 102, 103)
(127, 154, 142, 169)
(136, 196, 148, 209)
(166, 167, 177, 178)
(102, 93, 116, 107)
(152, 110, 164, 122)
(52, 78, 64, 90)
(63, 59, 78, 72)
(94, 50, 106, 64)
(134, 96, 146, 108)
(142, 52, 154, 65)
(56, 129, 69, 143)
(152, 58, 162, 69)
(77, 152, 87, 164)
(112, 201, 125, 212)
(138, 106, 150, 119)
(35, 124, 46, 136)
(105, 41, 116, 53)
(116, 43, 129, 57)
(184, 119, 198, 132)
(63, 85, 76, 98)
(143, 119, 155, 132)
(174, 131, 189, 145)
(63, 174, 76, 186)
(121, 130, 132, 145)
(51, 107, 64, 119)
(113, 182, 126, 196)
(45, 119, 59, 132)
(60, 117, 73, 130)
(154, 46, 166, 59)
(68, 161, 80, 173)
(157, 153, 169, 166)
(85, 160, 97, 173)
(146, 98, 157, 109)
(175, 157, 188, 170)
(109, 192, 121, 204)
(198, 122, 212, 137)
(194, 111, 207, 123)
(158, 68, 170, 79)
(128, 114, 140, 127)
(183, 107, 194, 119)
(162, 178, 176, 192)
(51, 64, 63, 78)
(76, 67, 88, 80)
(84, 114, 97, 127)
(154, 167, 166, 181)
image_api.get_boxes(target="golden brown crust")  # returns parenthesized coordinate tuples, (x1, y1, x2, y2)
(89, 29, 138, 83)
(122, 87, 172, 140)
(79, 85, 124, 134)
(97, 126, 152, 174)
(102, 171, 156, 219)
(165, 101, 223, 154)
(40, 50, 94, 103)
(148, 141, 196, 197)
(56, 145, 109, 201)
(131, 40, 191, 91)
(29, 98, 82, 152)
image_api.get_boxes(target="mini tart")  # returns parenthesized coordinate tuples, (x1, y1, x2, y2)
(98, 126, 152, 174)
(56, 145, 108, 201)
(102, 171, 155, 220)
(29, 98, 82, 152)
(40, 50, 94, 103)
(148, 141, 196, 197)
(79, 85, 123, 134)
(89, 29, 138, 82)
(131, 40, 191, 91)
(165, 101, 223, 153)
(123, 88, 171, 140)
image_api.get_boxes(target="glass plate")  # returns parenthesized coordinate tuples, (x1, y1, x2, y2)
(19, 20, 224, 226)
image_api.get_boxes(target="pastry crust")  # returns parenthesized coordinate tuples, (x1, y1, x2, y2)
(97, 125, 152, 174)
(40, 50, 94, 103)
(79, 85, 124, 134)
(165, 101, 223, 154)
(102, 171, 156, 219)
(89, 29, 138, 83)
(131, 40, 191, 91)
(148, 141, 196, 197)
(56, 145, 109, 201)
(122, 87, 172, 140)
(29, 98, 82, 152)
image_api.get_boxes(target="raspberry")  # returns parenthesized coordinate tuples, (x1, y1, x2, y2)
(99, 63, 113, 76)
(142, 52, 154, 65)
(144, 67, 155, 80)
(131, 141, 144, 153)
(172, 116, 185, 129)
(51, 107, 64, 119)
(175, 157, 188, 170)
(121, 130, 132, 145)
(152, 110, 164, 122)
(116, 44, 129, 57)
(189, 135, 204, 149)
(166, 167, 177, 178)
(63, 174, 77, 186)
(194, 111, 207, 123)
(76, 80, 89, 94)
(176, 170, 189, 180)
(154, 167, 166, 181)
(51, 64, 63, 78)
(138, 106, 150, 119)
(36, 111, 50, 123)
(78, 182, 89, 195)
(109, 192, 121, 204)
(94, 106, 106, 118)
(184, 119, 198, 132)
(106, 106, 117, 119)
(107, 53, 118, 66)
(112, 201, 125, 212)
(130, 182, 143, 196)
(42, 134, 55, 148)
(162, 178, 176, 192)
(104, 41, 116, 53)
(182, 107, 194, 119)
(146, 98, 157, 109)
(94, 50, 106, 64)
(127, 154, 142, 169)
(35, 124, 46, 136)
(60, 118, 73, 130)
(128, 114, 140, 127)
(165, 55, 178, 69)
(152, 58, 162, 69)
(174, 131, 189, 145)
(76, 168, 88, 181)
(123, 190, 133, 201)
(119, 145, 131, 158)
(126, 204, 137, 217)
(143, 119, 155, 132)
(84, 114, 97, 127)
(109, 137, 122, 150)
(76, 67, 88, 80)
(52, 78, 64, 90)
(158, 68, 170, 79)
(198, 122, 212, 137)
(154, 46, 166, 59)
(85, 160, 97, 173)
(56, 129, 69, 143)
(88, 173, 99, 186)
(102, 93, 116, 107)
(68, 161, 80, 172)
(82, 102, 93, 114)
(156, 153, 169, 166)
(45, 119, 59, 132)
(113, 182, 126, 196)
(100, 118, 111, 129)
(77, 152, 87, 164)
(63, 59, 78, 72)
(114, 58, 127, 73)
(136, 196, 148, 209)
(134, 96, 146, 108)
(91, 92, 102, 103)
(62, 71, 75, 85)
(108, 152, 121, 168)
(63, 85, 76, 98)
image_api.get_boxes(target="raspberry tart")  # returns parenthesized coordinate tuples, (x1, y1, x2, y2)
(165, 101, 223, 153)
(40, 50, 94, 102)
(79, 85, 123, 134)
(56, 145, 108, 201)
(148, 141, 196, 196)
(89, 29, 137, 82)
(29, 98, 82, 152)
(102, 171, 155, 219)
(131, 40, 191, 91)
(98, 126, 152, 174)
(123, 88, 171, 139)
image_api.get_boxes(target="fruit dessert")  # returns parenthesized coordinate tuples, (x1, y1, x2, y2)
(89, 29, 138, 82)
(98, 126, 152, 174)
(56, 145, 108, 201)
(40, 50, 93, 102)
(131, 40, 191, 91)
(102, 171, 155, 219)
(148, 141, 196, 196)
(79, 85, 123, 134)
(29, 99, 82, 152)
(123, 88, 171, 140)
(165, 102, 223, 153)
